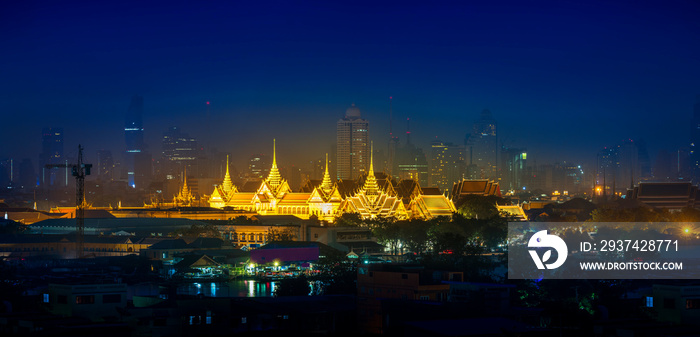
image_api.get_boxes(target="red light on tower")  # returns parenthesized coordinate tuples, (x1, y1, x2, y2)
(206, 101, 210, 105)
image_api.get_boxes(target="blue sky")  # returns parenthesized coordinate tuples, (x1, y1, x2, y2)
(1, 0, 699, 170)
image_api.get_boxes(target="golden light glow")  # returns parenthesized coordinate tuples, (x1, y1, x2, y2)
(207, 139, 454, 221)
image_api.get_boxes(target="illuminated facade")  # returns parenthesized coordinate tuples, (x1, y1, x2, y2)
(208, 140, 455, 221)
(174, 170, 194, 206)
(125, 95, 144, 188)
(338, 145, 409, 219)
(430, 140, 466, 192)
(337, 103, 370, 180)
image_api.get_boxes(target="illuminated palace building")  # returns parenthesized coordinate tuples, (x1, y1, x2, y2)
(209, 140, 455, 222)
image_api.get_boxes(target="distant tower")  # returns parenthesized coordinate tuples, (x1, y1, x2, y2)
(690, 95, 700, 182)
(431, 140, 467, 192)
(387, 97, 400, 179)
(465, 109, 498, 179)
(97, 150, 114, 181)
(161, 126, 198, 180)
(396, 119, 429, 186)
(336, 103, 370, 180)
(40, 127, 64, 186)
(124, 95, 144, 188)
(249, 154, 270, 179)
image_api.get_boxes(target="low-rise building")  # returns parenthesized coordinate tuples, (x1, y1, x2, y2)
(357, 264, 463, 334)
(46, 283, 127, 320)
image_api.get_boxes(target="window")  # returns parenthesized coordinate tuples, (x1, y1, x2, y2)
(687, 299, 700, 309)
(314, 233, 318, 238)
(401, 274, 408, 279)
(43, 294, 49, 303)
(646, 296, 653, 308)
(76, 295, 95, 304)
(420, 296, 429, 300)
(103, 294, 121, 303)
(664, 298, 675, 309)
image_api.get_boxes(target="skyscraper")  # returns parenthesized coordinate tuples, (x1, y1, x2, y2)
(500, 146, 527, 192)
(396, 123, 429, 187)
(249, 153, 270, 179)
(465, 109, 498, 179)
(387, 96, 400, 180)
(597, 146, 619, 196)
(689, 95, 700, 182)
(336, 103, 369, 180)
(97, 150, 114, 182)
(40, 127, 64, 186)
(430, 140, 466, 192)
(125, 95, 144, 188)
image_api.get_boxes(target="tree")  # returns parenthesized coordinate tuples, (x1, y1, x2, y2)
(267, 226, 298, 242)
(335, 212, 364, 227)
(372, 217, 402, 255)
(0, 220, 27, 234)
(399, 219, 432, 254)
(455, 195, 506, 219)
(229, 215, 259, 224)
(170, 224, 220, 237)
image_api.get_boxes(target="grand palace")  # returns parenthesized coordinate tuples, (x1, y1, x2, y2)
(207, 140, 456, 222)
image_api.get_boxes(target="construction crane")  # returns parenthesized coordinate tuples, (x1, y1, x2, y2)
(45, 145, 92, 258)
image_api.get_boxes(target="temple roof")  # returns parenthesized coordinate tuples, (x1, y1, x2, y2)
(452, 179, 501, 197)
(229, 193, 256, 201)
(421, 187, 443, 195)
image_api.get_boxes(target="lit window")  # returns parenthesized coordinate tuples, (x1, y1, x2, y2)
(646, 296, 653, 307)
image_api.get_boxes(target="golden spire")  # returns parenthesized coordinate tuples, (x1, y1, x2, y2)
(363, 142, 379, 200)
(267, 139, 282, 187)
(321, 153, 332, 193)
(181, 167, 190, 197)
(222, 155, 233, 193)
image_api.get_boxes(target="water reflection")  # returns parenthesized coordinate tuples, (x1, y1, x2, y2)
(177, 280, 278, 298)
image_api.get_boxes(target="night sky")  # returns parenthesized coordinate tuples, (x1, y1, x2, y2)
(2, 0, 699, 171)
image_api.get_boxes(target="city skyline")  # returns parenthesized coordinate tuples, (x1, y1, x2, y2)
(1, 1, 699, 182)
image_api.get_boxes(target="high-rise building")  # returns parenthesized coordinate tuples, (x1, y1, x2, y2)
(500, 146, 527, 192)
(40, 127, 65, 186)
(465, 109, 498, 179)
(597, 146, 620, 196)
(387, 96, 400, 180)
(689, 95, 700, 182)
(18, 158, 36, 190)
(97, 150, 114, 182)
(597, 140, 647, 195)
(430, 140, 466, 192)
(249, 154, 270, 179)
(161, 126, 198, 180)
(336, 103, 369, 180)
(0, 159, 11, 188)
(618, 139, 639, 189)
(124, 95, 144, 188)
(397, 144, 429, 187)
